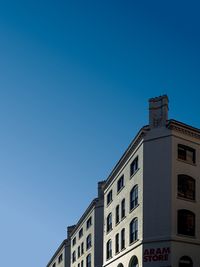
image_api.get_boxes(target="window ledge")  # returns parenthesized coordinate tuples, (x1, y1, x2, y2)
(130, 168, 140, 179)
(106, 228, 113, 234)
(115, 221, 120, 227)
(107, 200, 113, 207)
(130, 203, 139, 213)
(130, 239, 139, 246)
(117, 186, 124, 195)
(177, 158, 196, 166)
(177, 196, 196, 203)
(177, 234, 196, 239)
(121, 215, 126, 221)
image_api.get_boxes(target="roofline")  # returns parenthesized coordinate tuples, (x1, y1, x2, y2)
(46, 239, 69, 267)
(167, 119, 200, 138)
(70, 197, 99, 237)
(104, 125, 149, 190)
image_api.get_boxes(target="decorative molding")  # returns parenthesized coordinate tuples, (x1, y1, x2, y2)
(167, 120, 200, 139)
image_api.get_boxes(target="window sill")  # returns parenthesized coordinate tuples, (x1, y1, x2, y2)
(115, 221, 120, 227)
(117, 186, 124, 195)
(121, 215, 126, 221)
(130, 204, 139, 213)
(177, 233, 196, 239)
(130, 168, 140, 179)
(107, 200, 113, 207)
(129, 239, 139, 246)
(177, 196, 196, 203)
(177, 158, 196, 166)
(121, 247, 126, 252)
(107, 228, 113, 234)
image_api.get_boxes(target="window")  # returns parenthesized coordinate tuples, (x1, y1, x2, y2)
(130, 218, 138, 244)
(81, 260, 84, 267)
(115, 233, 119, 254)
(129, 256, 139, 267)
(52, 263, 56, 267)
(178, 209, 195, 236)
(130, 156, 138, 177)
(79, 228, 83, 239)
(115, 205, 120, 224)
(121, 199, 125, 219)
(117, 175, 124, 192)
(178, 144, 196, 164)
(178, 175, 195, 201)
(72, 237, 76, 246)
(86, 234, 92, 250)
(86, 217, 92, 229)
(86, 254, 91, 267)
(58, 254, 63, 263)
(107, 213, 112, 232)
(121, 228, 125, 250)
(130, 185, 138, 211)
(78, 246, 80, 258)
(72, 251, 76, 263)
(179, 256, 193, 267)
(78, 264, 80, 267)
(81, 242, 84, 254)
(106, 239, 112, 259)
(107, 190, 113, 205)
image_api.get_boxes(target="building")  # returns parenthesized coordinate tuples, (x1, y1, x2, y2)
(103, 95, 200, 267)
(70, 181, 105, 267)
(47, 225, 75, 267)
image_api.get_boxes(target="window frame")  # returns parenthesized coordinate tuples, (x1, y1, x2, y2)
(130, 156, 139, 177)
(129, 218, 138, 244)
(130, 185, 138, 211)
(178, 144, 196, 164)
(117, 175, 124, 193)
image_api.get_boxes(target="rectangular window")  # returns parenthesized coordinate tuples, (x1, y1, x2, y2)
(115, 233, 119, 254)
(58, 254, 63, 263)
(115, 205, 119, 225)
(79, 228, 83, 239)
(121, 228, 125, 250)
(121, 199, 125, 219)
(72, 237, 76, 246)
(86, 217, 92, 229)
(178, 144, 196, 164)
(78, 246, 80, 258)
(81, 242, 84, 254)
(130, 156, 138, 177)
(117, 175, 124, 192)
(107, 213, 112, 232)
(107, 190, 113, 205)
(72, 251, 76, 263)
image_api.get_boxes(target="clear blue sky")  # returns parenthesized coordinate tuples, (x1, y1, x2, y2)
(0, 1, 200, 266)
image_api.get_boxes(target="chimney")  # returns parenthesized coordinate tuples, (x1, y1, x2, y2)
(98, 181, 106, 199)
(67, 225, 76, 238)
(149, 95, 169, 128)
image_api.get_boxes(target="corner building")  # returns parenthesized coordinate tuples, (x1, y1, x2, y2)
(103, 95, 200, 267)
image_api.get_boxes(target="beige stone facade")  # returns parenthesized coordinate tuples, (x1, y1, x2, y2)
(47, 95, 200, 267)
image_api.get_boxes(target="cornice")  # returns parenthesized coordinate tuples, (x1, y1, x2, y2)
(167, 120, 200, 140)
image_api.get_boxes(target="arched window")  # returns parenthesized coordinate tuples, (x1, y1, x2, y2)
(130, 218, 138, 244)
(121, 228, 125, 250)
(178, 210, 195, 236)
(115, 233, 119, 254)
(129, 256, 139, 267)
(116, 205, 120, 224)
(130, 185, 138, 211)
(86, 254, 91, 267)
(107, 213, 112, 232)
(117, 264, 124, 267)
(86, 234, 92, 250)
(106, 239, 112, 259)
(179, 256, 193, 267)
(178, 175, 195, 200)
(121, 198, 125, 219)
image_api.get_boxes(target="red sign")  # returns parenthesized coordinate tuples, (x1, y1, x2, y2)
(143, 247, 170, 262)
